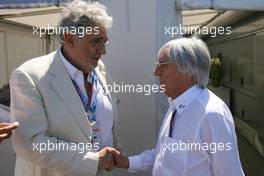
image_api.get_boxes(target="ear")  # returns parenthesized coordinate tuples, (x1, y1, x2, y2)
(63, 33, 75, 46)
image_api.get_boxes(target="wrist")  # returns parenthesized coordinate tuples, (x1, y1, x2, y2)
(124, 156, 129, 169)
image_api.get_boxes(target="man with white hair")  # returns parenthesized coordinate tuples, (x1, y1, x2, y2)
(10, 0, 121, 176)
(110, 37, 244, 176)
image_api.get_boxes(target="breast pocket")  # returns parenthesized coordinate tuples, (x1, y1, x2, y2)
(153, 137, 188, 176)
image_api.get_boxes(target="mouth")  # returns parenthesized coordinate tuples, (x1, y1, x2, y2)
(92, 57, 100, 61)
(91, 57, 100, 65)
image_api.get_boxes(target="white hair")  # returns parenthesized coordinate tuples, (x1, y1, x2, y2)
(57, 0, 113, 44)
(158, 37, 211, 88)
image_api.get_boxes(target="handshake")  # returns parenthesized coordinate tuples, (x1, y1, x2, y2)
(98, 147, 129, 171)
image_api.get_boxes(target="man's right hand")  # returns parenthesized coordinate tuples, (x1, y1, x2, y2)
(108, 148, 129, 169)
(98, 147, 114, 171)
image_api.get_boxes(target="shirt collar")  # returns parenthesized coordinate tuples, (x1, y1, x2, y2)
(59, 47, 94, 83)
(59, 47, 81, 80)
(168, 85, 202, 114)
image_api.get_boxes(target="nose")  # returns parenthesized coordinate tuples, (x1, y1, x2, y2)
(153, 66, 161, 76)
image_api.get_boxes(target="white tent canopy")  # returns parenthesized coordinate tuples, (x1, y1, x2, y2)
(1, 0, 264, 11)
(177, 0, 264, 11)
(0, 0, 67, 9)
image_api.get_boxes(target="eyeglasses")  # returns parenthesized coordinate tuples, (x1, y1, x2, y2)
(154, 60, 175, 68)
(90, 37, 109, 48)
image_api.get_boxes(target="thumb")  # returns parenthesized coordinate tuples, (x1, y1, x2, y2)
(108, 148, 120, 157)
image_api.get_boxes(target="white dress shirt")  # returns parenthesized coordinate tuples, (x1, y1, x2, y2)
(129, 85, 244, 176)
(59, 49, 114, 148)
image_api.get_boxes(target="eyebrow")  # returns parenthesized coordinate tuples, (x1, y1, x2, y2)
(92, 36, 108, 43)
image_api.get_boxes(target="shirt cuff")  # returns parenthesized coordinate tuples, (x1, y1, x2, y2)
(83, 151, 99, 176)
(128, 156, 141, 173)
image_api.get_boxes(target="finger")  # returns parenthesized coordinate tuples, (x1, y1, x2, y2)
(0, 131, 12, 140)
(0, 127, 13, 134)
(0, 122, 17, 128)
(0, 122, 19, 131)
(0, 128, 9, 134)
(106, 162, 114, 171)
(105, 147, 115, 152)
(106, 153, 114, 164)
(0, 131, 11, 138)
(108, 148, 120, 156)
(103, 159, 114, 172)
(0, 123, 9, 128)
(9, 121, 20, 129)
(3, 132, 12, 139)
(11, 121, 20, 128)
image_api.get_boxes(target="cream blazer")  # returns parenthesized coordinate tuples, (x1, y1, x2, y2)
(10, 50, 122, 176)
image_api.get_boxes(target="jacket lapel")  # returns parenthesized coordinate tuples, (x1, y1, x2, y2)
(95, 67, 113, 103)
(48, 51, 93, 141)
(95, 64, 122, 149)
(95, 63, 120, 106)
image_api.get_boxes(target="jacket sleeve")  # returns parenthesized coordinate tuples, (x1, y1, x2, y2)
(128, 149, 156, 172)
(10, 68, 99, 176)
(98, 60, 123, 152)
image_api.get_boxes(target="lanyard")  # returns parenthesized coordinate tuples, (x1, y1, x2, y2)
(72, 71, 98, 122)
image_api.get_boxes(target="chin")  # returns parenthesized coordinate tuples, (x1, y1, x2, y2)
(164, 91, 170, 98)
(92, 63, 98, 69)
(164, 89, 175, 99)
(92, 59, 99, 66)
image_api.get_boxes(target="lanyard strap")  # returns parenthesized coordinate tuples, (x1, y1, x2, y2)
(72, 71, 98, 121)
